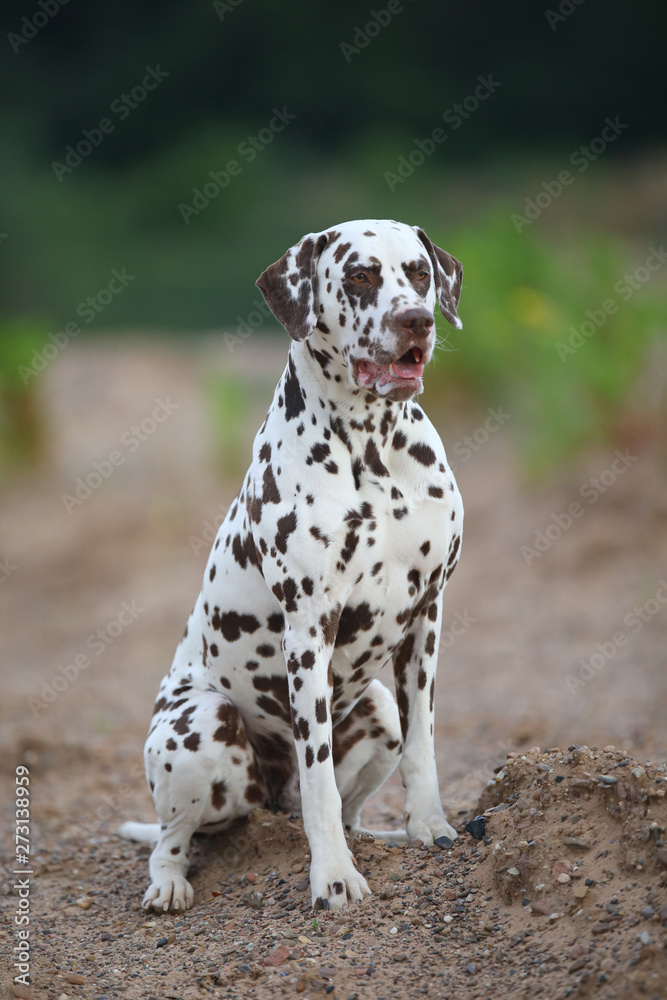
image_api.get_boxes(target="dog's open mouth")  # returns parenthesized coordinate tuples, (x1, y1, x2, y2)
(355, 346, 425, 396)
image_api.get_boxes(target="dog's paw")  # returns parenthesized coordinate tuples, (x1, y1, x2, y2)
(142, 876, 194, 913)
(406, 811, 458, 848)
(310, 860, 371, 911)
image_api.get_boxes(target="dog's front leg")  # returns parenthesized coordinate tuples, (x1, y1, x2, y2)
(283, 622, 370, 910)
(393, 590, 458, 847)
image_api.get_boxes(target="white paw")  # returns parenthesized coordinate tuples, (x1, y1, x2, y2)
(309, 859, 371, 911)
(142, 876, 194, 913)
(406, 812, 458, 848)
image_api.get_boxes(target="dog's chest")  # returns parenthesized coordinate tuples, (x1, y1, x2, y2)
(326, 475, 455, 679)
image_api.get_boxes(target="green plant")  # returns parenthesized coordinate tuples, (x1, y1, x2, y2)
(206, 374, 254, 478)
(423, 215, 666, 476)
(0, 321, 48, 472)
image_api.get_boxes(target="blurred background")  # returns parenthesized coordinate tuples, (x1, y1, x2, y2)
(0, 0, 665, 837)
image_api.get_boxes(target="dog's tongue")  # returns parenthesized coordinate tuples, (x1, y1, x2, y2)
(390, 359, 424, 380)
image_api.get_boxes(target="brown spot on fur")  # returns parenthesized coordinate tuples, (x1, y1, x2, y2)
(213, 701, 247, 747)
(408, 442, 436, 466)
(183, 731, 200, 751)
(211, 780, 227, 810)
(364, 438, 389, 477)
(212, 610, 260, 642)
(320, 605, 342, 645)
(336, 602, 374, 645)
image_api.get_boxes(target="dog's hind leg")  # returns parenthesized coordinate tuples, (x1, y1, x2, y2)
(138, 689, 265, 912)
(334, 679, 408, 842)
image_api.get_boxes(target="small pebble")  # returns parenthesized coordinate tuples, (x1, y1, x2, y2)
(638, 931, 651, 945)
(598, 775, 617, 785)
(530, 901, 552, 916)
(564, 836, 591, 849)
(75, 897, 92, 910)
(156, 937, 169, 948)
(262, 944, 290, 967)
(466, 963, 476, 975)
(557, 873, 571, 884)
(389, 926, 398, 934)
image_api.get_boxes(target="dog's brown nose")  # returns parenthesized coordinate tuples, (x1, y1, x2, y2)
(396, 308, 434, 336)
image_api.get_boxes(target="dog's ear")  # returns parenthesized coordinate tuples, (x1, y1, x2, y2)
(414, 227, 463, 329)
(256, 232, 329, 341)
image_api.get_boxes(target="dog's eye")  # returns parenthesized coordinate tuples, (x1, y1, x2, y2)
(350, 272, 369, 283)
(416, 270, 428, 280)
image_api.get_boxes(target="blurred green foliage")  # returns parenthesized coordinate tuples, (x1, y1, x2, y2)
(0, 144, 664, 478)
(0, 321, 47, 472)
(422, 217, 665, 476)
(205, 373, 253, 478)
(1, 0, 665, 476)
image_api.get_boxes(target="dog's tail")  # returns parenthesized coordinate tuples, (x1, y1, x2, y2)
(347, 826, 409, 842)
(118, 821, 160, 844)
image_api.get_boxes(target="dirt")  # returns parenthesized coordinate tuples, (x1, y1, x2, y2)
(1, 336, 666, 1000)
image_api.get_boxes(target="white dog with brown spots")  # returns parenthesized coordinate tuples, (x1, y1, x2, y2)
(120, 219, 464, 913)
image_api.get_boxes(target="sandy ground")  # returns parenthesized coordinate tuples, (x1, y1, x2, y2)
(0, 336, 665, 999)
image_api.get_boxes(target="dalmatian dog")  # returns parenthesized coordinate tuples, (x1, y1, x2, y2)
(120, 219, 464, 913)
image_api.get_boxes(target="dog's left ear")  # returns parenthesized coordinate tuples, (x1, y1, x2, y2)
(414, 227, 463, 329)
(256, 231, 329, 341)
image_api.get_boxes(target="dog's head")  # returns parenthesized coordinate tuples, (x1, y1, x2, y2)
(256, 220, 463, 402)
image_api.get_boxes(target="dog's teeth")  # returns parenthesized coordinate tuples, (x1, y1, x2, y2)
(390, 364, 398, 377)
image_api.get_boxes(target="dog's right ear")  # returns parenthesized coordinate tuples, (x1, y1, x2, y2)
(256, 232, 329, 341)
